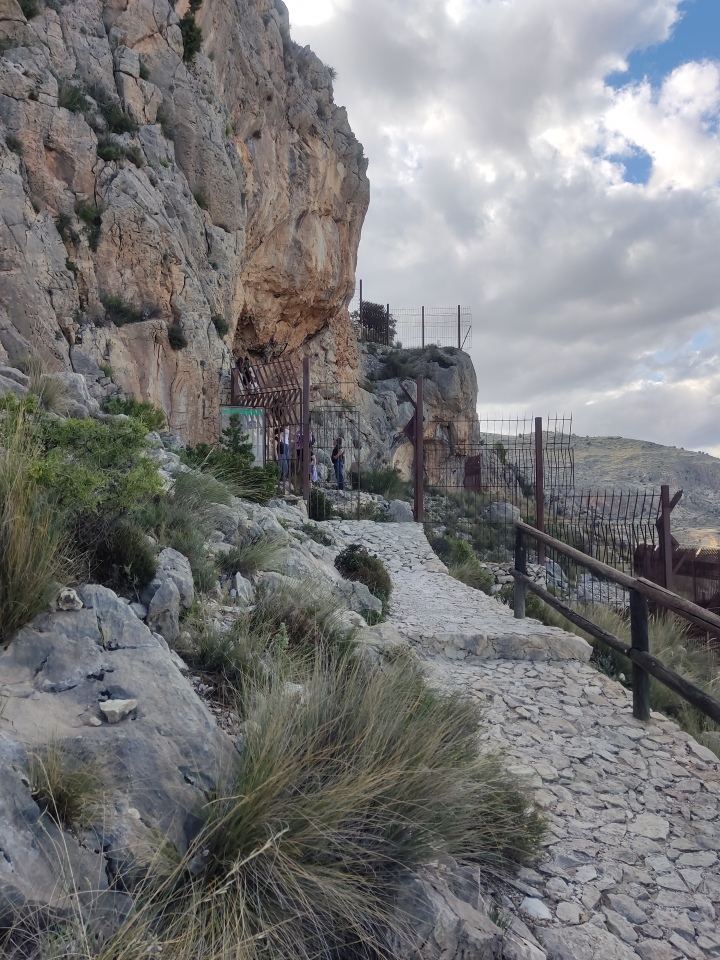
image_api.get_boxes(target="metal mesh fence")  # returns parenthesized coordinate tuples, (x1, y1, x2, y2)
(309, 382, 361, 517)
(349, 284, 472, 349)
(424, 415, 574, 566)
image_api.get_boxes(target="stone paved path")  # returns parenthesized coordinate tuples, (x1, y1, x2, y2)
(326, 521, 720, 960)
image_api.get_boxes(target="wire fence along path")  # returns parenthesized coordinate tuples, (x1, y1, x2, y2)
(350, 282, 472, 350)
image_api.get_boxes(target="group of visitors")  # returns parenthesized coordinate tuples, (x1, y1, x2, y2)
(273, 426, 345, 490)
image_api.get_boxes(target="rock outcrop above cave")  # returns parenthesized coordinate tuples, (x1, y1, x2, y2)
(0, 0, 368, 442)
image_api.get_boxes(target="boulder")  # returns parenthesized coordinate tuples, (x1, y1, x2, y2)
(141, 547, 194, 610)
(147, 577, 181, 643)
(392, 860, 503, 959)
(0, 586, 233, 925)
(488, 502, 521, 524)
(540, 924, 638, 960)
(388, 499, 414, 523)
(336, 579, 383, 617)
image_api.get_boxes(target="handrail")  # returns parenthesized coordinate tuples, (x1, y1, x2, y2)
(513, 520, 720, 725)
(514, 520, 720, 636)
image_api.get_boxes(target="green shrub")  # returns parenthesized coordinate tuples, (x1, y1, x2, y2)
(193, 189, 208, 210)
(429, 535, 493, 595)
(335, 542, 392, 606)
(309, 487, 335, 521)
(100, 99, 139, 134)
(0, 400, 69, 643)
(56, 211, 78, 243)
(65, 257, 77, 275)
(101, 395, 167, 431)
(158, 156, 170, 168)
(28, 742, 103, 828)
(180, 11, 203, 62)
(18, 0, 39, 19)
(353, 466, 410, 500)
(57, 81, 90, 114)
(100, 363, 113, 378)
(183, 653, 543, 959)
(139, 61, 150, 81)
(211, 313, 229, 336)
(97, 136, 124, 162)
(156, 105, 175, 140)
(168, 325, 188, 350)
(75, 201, 102, 251)
(93, 518, 157, 591)
(6, 133, 22, 155)
(125, 143, 145, 167)
(101, 293, 143, 326)
(33, 412, 162, 583)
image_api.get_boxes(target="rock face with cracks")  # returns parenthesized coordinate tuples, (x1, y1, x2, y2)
(0, 0, 369, 442)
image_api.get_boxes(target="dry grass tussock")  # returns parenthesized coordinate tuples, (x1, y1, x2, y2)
(19, 351, 74, 415)
(4, 652, 544, 960)
(547, 603, 720, 757)
(0, 404, 70, 643)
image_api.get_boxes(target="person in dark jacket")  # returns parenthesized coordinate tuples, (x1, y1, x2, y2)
(331, 436, 345, 490)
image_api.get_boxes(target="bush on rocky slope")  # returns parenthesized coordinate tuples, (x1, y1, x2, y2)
(335, 543, 392, 611)
(0, 400, 70, 643)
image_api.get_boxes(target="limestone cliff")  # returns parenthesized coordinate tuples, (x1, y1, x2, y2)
(0, 0, 368, 441)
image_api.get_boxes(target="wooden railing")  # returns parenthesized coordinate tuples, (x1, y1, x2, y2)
(512, 520, 720, 724)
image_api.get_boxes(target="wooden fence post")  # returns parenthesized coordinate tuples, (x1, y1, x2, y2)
(535, 416, 545, 567)
(514, 527, 526, 619)
(660, 484, 673, 591)
(302, 356, 310, 506)
(421, 306, 425, 349)
(414, 375, 424, 523)
(630, 588, 650, 721)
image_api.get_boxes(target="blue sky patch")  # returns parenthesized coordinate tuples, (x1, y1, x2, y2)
(606, 147, 653, 185)
(606, 0, 720, 90)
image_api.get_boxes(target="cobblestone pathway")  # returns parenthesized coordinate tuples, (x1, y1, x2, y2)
(326, 521, 720, 960)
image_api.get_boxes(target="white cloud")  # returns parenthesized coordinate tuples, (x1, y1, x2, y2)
(285, 0, 720, 455)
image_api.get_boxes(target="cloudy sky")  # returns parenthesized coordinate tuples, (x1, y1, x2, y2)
(285, 0, 720, 454)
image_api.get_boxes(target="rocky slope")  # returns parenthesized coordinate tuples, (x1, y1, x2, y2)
(571, 436, 720, 547)
(0, 0, 368, 442)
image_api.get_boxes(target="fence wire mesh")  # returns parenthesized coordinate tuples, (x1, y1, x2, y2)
(424, 415, 574, 568)
(309, 382, 361, 518)
(349, 284, 472, 349)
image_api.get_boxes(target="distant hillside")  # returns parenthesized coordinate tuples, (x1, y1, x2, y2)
(571, 435, 720, 547)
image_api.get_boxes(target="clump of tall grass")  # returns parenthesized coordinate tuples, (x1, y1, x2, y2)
(548, 603, 720, 757)
(18, 351, 73, 415)
(218, 534, 281, 579)
(0, 402, 69, 643)
(248, 578, 355, 659)
(28, 742, 103, 829)
(86, 652, 542, 960)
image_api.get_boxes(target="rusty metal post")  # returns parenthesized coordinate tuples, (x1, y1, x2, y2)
(535, 416, 545, 567)
(630, 588, 651, 720)
(514, 527, 527, 619)
(359, 279, 363, 340)
(421, 306, 425, 349)
(302, 356, 310, 507)
(457, 305, 461, 349)
(660, 484, 673, 591)
(386, 304, 390, 347)
(415, 375, 424, 523)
